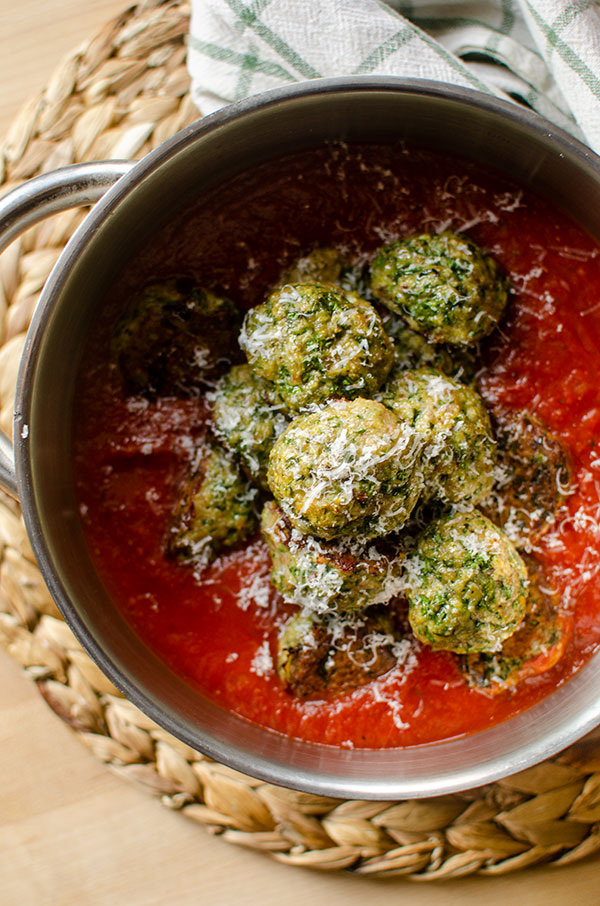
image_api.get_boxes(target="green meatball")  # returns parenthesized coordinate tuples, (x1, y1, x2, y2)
(378, 368, 496, 505)
(112, 277, 241, 397)
(277, 606, 402, 698)
(370, 232, 508, 346)
(406, 511, 529, 654)
(278, 247, 346, 286)
(267, 397, 423, 540)
(480, 407, 572, 549)
(239, 282, 393, 413)
(212, 364, 288, 490)
(460, 554, 569, 691)
(261, 501, 405, 613)
(167, 441, 258, 570)
(277, 247, 366, 295)
(382, 312, 479, 384)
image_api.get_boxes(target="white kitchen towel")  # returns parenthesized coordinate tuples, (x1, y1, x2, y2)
(186, 0, 600, 153)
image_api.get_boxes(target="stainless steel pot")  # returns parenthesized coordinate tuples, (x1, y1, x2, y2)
(2, 77, 600, 800)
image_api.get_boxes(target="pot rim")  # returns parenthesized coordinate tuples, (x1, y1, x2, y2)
(13, 76, 600, 799)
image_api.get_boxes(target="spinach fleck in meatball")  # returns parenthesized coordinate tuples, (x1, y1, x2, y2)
(405, 511, 528, 654)
(212, 364, 288, 490)
(378, 368, 496, 505)
(239, 282, 393, 413)
(480, 407, 572, 549)
(460, 554, 570, 692)
(112, 277, 241, 397)
(267, 397, 423, 540)
(370, 231, 508, 346)
(277, 606, 402, 698)
(167, 441, 258, 571)
(261, 501, 405, 613)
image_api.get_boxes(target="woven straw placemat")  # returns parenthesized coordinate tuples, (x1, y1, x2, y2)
(2, 0, 600, 880)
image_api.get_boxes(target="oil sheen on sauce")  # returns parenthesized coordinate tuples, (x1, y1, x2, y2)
(73, 144, 600, 749)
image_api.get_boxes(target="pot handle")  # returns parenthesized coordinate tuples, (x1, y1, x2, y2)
(0, 161, 135, 495)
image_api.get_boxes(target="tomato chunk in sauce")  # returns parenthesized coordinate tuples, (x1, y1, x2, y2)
(73, 145, 600, 749)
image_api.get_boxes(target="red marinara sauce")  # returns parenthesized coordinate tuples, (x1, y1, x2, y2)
(73, 144, 600, 749)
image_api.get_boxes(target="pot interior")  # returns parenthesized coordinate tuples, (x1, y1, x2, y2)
(17, 79, 600, 798)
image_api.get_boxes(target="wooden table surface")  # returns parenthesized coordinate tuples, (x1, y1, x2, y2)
(1, 2, 599, 903)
